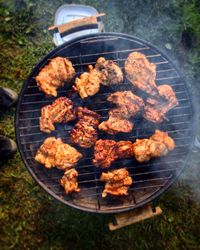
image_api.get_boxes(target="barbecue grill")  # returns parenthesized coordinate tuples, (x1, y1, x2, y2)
(15, 33, 196, 213)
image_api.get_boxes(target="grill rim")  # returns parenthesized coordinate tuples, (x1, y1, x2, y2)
(15, 32, 197, 214)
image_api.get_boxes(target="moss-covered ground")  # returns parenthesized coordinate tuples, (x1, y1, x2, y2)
(0, 0, 200, 249)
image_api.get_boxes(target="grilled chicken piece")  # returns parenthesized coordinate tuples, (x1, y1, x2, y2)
(143, 85, 179, 123)
(36, 57, 75, 97)
(93, 140, 133, 168)
(35, 137, 62, 169)
(125, 52, 158, 96)
(132, 130, 175, 162)
(70, 107, 101, 148)
(99, 116, 133, 135)
(74, 65, 101, 98)
(35, 137, 82, 170)
(74, 57, 123, 98)
(107, 91, 145, 119)
(100, 168, 133, 197)
(93, 139, 117, 168)
(143, 104, 166, 123)
(150, 130, 175, 153)
(60, 168, 80, 194)
(95, 57, 123, 86)
(99, 91, 144, 134)
(132, 139, 151, 162)
(157, 85, 179, 113)
(40, 97, 75, 133)
(116, 141, 133, 158)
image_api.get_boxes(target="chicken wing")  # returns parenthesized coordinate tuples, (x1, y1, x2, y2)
(40, 97, 76, 133)
(70, 107, 101, 148)
(36, 57, 75, 97)
(60, 168, 80, 194)
(125, 52, 158, 95)
(35, 137, 82, 170)
(100, 168, 133, 197)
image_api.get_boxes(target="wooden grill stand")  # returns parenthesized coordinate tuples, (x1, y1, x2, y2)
(109, 204, 162, 231)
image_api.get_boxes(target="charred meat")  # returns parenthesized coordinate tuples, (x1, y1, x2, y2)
(107, 91, 145, 119)
(98, 116, 133, 135)
(93, 139, 133, 168)
(93, 139, 117, 168)
(74, 57, 123, 98)
(100, 168, 133, 197)
(143, 85, 179, 123)
(95, 57, 123, 86)
(116, 141, 133, 158)
(70, 107, 101, 148)
(40, 97, 75, 133)
(60, 168, 80, 194)
(125, 52, 158, 96)
(36, 57, 75, 97)
(35, 137, 82, 170)
(99, 91, 144, 134)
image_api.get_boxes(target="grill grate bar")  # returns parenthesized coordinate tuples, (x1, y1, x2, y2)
(19, 124, 192, 143)
(18, 106, 192, 122)
(65, 47, 150, 59)
(19, 97, 190, 114)
(48, 176, 172, 188)
(72, 54, 165, 67)
(21, 131, 192, 148)
(18, 111, 192, 130)
(63, 184, 166, 198)
(25, 150, 190, 163)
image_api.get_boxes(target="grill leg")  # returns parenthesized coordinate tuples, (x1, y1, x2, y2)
(108, 204, 162, 231)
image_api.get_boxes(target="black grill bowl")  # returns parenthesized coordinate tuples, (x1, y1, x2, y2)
(15, 33, 196, 213)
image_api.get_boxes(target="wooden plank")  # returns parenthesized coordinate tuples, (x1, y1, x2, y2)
(49, 13, 105, 34)
(109, 205, 162, 231)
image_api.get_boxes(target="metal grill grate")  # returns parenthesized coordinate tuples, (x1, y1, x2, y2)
(15, 33, 195, 213)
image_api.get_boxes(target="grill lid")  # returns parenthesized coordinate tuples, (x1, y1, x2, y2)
(15, 33, 196, 213)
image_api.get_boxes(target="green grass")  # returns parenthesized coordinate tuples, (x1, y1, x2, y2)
(0, 0, 200, 249)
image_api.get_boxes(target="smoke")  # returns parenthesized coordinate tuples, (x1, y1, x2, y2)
(97, 0, 200, 202)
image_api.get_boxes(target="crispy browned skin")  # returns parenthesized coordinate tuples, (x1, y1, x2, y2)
(95, 57, 123, 86)
(40, 97, 75, 133)
(116, 141, 133, 158)
(74, 57, 123, 98)
(35, 137, 82, 170)
(70, 107, 101, 148)
(132, 130, 175, 162)
(100, 168, 133, 197)
(99, 116, 133, 135)
(143, 85, 179, 123)
(125, 52, 158, 95)
(93, 139, 117, 168)
(93, 140, 133, 168)
(36, 57, 75, 97)
(99, 91, 144, 134)
(74, 65, 101, 98)
(60, 168, 80, 194)
(107, 91, 145, 119)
